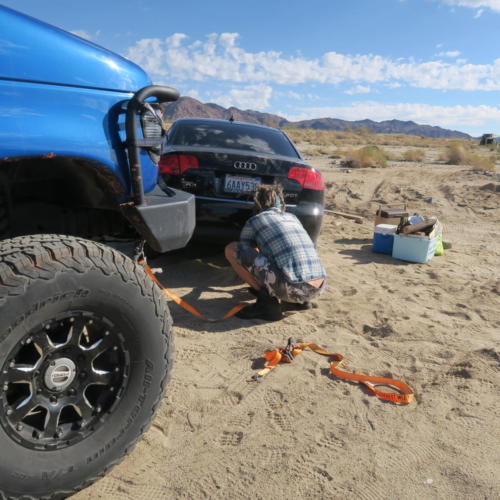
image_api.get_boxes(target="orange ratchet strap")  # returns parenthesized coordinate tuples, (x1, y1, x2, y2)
(140, 260, 247, 322)
(254, 338, 414, 405)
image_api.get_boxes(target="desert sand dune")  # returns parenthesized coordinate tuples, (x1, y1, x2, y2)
(74, 156, 499, 500)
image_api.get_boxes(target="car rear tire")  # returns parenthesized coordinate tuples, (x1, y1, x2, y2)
(0, 235, 172, 499)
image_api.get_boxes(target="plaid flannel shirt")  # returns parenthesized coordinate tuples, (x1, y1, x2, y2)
(240, 207, 326, 284)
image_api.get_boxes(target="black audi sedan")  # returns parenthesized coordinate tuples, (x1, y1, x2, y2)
(159, 118, 324, 243)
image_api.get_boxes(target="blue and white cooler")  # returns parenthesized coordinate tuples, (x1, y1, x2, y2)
(373, 224, 398, 254)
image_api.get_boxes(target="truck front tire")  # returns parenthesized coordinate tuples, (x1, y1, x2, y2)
(0, 235, 172, 499)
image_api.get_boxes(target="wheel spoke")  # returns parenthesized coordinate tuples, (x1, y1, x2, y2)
(84, 335, 115, 360)
(88, 369, 113, 386)
(42, 407, 61, 438)
(7, 364, 36, 384)
(67, 317, 88, 347)
(9, 394, 37, 421)
(73, 395, 94, 424)
(32, 332, 55, 358)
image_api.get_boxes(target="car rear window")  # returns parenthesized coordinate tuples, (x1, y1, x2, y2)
(168, 121, 299, 157)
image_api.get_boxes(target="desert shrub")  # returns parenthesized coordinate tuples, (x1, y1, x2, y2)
(329, 148, 345, 159)
(308, 146, 331, 155)
(441, 142, 469, 164)
(440, 142, 495, 171)
(402, 149, 425, 162)
(469, 154, 496, 172)
(344, 146, 388, 168)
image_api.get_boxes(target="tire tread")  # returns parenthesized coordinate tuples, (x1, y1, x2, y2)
(0, 235, 173, 500)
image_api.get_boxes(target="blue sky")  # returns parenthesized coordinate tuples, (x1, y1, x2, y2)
(4, 0, 500, 135)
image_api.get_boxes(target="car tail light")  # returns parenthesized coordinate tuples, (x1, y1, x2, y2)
(158, 154, 199, 175)
(287, 166, 324, 190)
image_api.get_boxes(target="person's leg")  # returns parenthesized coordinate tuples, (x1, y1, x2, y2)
(225, 242, 282, 321)
(224, 242, 261, 291)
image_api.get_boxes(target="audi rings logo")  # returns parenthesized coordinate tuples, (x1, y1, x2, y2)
(234, 161, 257, 171)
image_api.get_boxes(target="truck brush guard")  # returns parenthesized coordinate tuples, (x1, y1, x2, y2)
(122, 85, 195, 252)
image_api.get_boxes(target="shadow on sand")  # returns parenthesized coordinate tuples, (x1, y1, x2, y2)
(148, 241, 261, 333)
(338, 243, 408, 266)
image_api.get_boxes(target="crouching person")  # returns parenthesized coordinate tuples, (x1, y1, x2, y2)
(225, 184, 326, 321)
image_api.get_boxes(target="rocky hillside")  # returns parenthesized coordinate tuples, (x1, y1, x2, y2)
(163, 96, 471, 139)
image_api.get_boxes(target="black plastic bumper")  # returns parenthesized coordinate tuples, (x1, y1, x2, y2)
(121, 186, 195, 252)
(193, 197, 323, 243)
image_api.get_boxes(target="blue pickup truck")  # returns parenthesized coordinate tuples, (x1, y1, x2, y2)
(0, 6, 195, 498)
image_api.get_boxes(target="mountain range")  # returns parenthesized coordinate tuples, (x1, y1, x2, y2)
(163, 96, 471, 139)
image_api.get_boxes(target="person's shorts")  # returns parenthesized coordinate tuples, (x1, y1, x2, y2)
(236, 243, 325, 303)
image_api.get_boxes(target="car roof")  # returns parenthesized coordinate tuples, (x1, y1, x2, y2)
(170, 117, 283, 133)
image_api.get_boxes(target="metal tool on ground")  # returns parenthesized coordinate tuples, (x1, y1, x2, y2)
(323, 209, 364, 223)
(253, 338, 414, 405)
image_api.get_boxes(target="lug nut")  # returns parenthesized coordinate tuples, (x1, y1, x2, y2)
(6, 408, 13, 416)
(69, 388, 76, 395)
(56, 427, 63, 438)
(3, 383, 8, 391)
(16, 423, 23, 431)
(50, 396, 57, 404)
(25, 337, 32, 344)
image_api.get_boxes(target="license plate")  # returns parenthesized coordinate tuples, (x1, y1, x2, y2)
(224, 175, 261, 193)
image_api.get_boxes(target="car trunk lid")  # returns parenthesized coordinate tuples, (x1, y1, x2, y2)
(159, 147, 311, 203)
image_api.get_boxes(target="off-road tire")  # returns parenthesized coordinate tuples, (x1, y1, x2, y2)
(0, 235, 172, 499)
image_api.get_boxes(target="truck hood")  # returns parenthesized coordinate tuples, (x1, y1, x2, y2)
(0, 6, 150, 92)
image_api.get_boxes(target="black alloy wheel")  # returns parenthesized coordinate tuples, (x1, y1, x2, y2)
(0, 311, 128, 450)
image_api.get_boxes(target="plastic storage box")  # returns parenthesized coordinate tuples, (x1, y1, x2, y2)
(374, 206, 408, 227)
(373, 224, 398, 254)
(392, 233, 438, 263)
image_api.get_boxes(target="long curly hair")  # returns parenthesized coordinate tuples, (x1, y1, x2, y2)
(253, 184, 285, 213)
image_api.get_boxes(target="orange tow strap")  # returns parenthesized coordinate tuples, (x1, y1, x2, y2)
(140, 261, 247, 322)
(255, 338, 414, 405)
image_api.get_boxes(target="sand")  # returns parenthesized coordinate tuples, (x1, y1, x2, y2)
(74, 155, 500, 500)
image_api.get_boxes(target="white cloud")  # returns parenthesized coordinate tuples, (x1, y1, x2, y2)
(207, 84, 273, 110)
(125, 33, 500, 91)
(440, 0, 500, 11)
(70, 30, 94, 41)
(474, 7, 485, 16)
(436, 50, 461, 57)
(285, 102, 500, 128)
(345, 85, 371, 95)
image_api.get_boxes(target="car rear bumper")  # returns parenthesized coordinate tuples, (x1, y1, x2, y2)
(193, 196, 323, 243)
